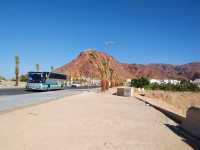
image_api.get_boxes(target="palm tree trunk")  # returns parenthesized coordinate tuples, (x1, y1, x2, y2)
(15, 56, 20, 86)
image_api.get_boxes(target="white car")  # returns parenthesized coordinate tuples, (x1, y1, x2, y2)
(71, 83, 81, 88)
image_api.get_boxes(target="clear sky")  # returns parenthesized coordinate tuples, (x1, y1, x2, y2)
(0, 0, 200, 78)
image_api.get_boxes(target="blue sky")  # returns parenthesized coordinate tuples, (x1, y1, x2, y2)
(0, 0, 200, 78)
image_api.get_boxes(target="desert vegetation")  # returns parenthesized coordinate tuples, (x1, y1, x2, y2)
(20, 74, 28, 82)
(131, 77, 200, 92)
(141, 90, 200, 116)
(9, 74, 28, 82)
(89, 51, 119, 91)
(0, 75, 6, 81)
(15, 56, 20, 86)
(131, 77, 150, 88)
(132, 77, 200, 116)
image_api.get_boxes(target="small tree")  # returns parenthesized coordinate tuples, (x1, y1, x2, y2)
(89, 51, 112, 91)
(179, 80, 199, 91)
(36, 64, 40, 72)
(15, 56, 20, 86)
(0, 76, 6, 81)
(20, 74, 28, 82)
(131, 77, 150, 88)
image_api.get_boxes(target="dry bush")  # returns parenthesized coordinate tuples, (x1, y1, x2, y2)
(144, 90, 200, 115)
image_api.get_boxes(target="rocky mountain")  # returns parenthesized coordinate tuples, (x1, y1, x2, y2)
(56, 49, 200, 80)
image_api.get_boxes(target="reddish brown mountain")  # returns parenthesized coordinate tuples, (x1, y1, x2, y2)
(56, 49, 200, 80)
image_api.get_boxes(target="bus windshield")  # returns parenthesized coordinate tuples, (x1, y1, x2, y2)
(28, 73, 47, 83)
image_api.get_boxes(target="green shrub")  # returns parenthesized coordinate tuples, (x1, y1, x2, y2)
(0, 76, 6, 81)
(131, 77, 200, 92)
(131, 77, 150, 88)
(20, 74, 28, 82)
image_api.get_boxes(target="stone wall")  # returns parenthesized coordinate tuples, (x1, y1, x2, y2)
(117, 88, 133, 97)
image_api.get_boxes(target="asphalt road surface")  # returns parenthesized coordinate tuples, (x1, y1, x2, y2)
(0, 87, 99, 112)
(0, 86, 99, 96)
(0, 88, 30, 96)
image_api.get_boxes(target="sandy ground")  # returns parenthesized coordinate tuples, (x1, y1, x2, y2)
(0, 80, 26, 88)
(0, 92, 194, 150)
(136, 90, 200, 116)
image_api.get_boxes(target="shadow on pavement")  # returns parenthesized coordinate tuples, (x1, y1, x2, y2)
(0, 88, 30, 96)
(165, 124, 200, 150)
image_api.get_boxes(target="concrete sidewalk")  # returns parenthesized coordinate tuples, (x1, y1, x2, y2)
(0, 92, 194, 150)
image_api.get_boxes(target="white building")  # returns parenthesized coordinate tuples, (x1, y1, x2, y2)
(149, 79, 162, 84)
(161, 79, 180, 85)
(150, 79, 180, 85)
(192, 79, 200, 87)
(126, 79, 132, 83)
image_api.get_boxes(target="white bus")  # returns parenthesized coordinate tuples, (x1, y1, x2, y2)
(26, 72, 67, 91)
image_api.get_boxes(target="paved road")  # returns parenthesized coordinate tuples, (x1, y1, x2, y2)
(0, 86, 99, 96)
(0, 88, 30, 96)
(0, 88, 99, 112)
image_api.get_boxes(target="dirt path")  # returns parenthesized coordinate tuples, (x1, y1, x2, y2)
(0, 92, 193, 150)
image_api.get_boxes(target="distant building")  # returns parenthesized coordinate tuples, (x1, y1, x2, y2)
(150, 79, 161, 84)
(126, 79, 132, 83)
(150, 79, 180, 85)
(161, 79, 180, 85)
(91, 79, 101, 86)
(192, 79, 200, 87)
(124, 78, 132, 86)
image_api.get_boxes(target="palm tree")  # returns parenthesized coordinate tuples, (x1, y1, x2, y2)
(36, 64, 40, 72)
(89, 51, 112, 91)
(110, 68, 114, 87)
(15, 56, 20, 86)
(50, 66, 54, 72)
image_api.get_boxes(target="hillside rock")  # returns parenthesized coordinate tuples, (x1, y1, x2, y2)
(56, 49, 200, 80)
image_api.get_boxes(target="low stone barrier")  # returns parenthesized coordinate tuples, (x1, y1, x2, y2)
(117, 87, 133, 97)
(181, 107, 200, 138)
